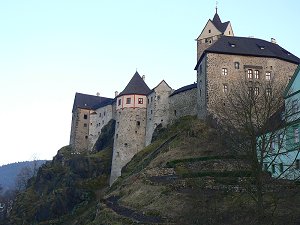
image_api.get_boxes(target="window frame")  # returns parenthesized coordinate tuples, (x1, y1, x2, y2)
(247, 69, 253, 79)
(138, 98, 143, 104)
(222, 68, 228, 76)
(265, 72, 271, 80)
(254, 70, 259, 79)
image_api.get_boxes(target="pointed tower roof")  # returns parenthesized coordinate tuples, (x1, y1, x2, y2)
(211, 11, 230, 34)
(119, 71, 151, 96)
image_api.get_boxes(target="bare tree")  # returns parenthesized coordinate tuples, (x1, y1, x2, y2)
(211, 78, 300, 224)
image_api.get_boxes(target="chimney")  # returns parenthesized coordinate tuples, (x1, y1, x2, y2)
(271, 38, 277, 44)
(96, 92, 100, 97)
(142, 75, 145, 81)
(115, 91, 119, 97)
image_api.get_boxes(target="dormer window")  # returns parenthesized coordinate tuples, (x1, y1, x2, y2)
(208, 29, 211, 33)
(257, 44, 265, 50)
(229, 42, 235, 47)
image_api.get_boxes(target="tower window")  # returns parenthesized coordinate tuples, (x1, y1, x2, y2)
(222, 68, 228, 76)
(234, 62, 239, 69)
(272, 164, 275, 174)
(279, 163, 283, 173)
(138, 98, 143, 104)
(265, 72, 271, 80)
(84, 123, 87, 127)
(247, 69, 253, 79)
(296, 159, 300, 170)
(84, 114, 88, 119)
(126, 98, 131, 104)
(174, 110, 177, 116)
(254, 70, 259, 79)
(208, 29, 211, 33)
(266, 88, 272, 96)
(118, 99, 121, 106)
(223, 84, 228, 93)
(137, 121, 141, 126)
(254, 87, 259, 96)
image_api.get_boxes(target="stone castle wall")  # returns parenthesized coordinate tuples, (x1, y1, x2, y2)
(110, 107, 147, 185)
(88, 104, 113, 150)
(197, 53, 298, 119)
(145, 83, 172, 146)
(169, 88, 198, 124)
(70, 108, 91, 153)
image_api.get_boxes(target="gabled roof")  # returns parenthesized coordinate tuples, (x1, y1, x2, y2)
(72, 93, 113, 112)
(118, 71, 151, 97)
(148, 80, 172, 95)
(170, 83, 197, 97)
(212, 12, 230, 33)
(195, 36, 300, 69)
(284, 65, 300, 98)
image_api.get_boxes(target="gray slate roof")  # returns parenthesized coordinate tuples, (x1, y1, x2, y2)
(212, 12, 229, 33)
(119, 71, 151, 96)
(170, 83, 197, 97)
(72, 93, 113, 112)
(195, 36, 300, 69)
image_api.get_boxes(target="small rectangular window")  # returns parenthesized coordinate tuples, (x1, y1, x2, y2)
(265, 72, 271, 80)
(254, 87, 259, 96)
(234, 62, 239, 69)
(84, 114, 88, 119)
(272, 164, 276, 174)
(294, 128, 299, 143)
(137, 121, 141, 126)
(254, 70, 259, 79)
(222, 68, 228, 76)
(126, 98, 131, 104)
(223, 84, 228, 93)
(266, 88, 272, 96)
(296, 159, 300, 170)
(247, 69, 253, 79)
(138, 98, 143, 104)
(84, 123, 87, 127)
(279, 163, 283, 173)
(118, 99, 121, 106)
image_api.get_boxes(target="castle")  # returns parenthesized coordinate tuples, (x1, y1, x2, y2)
(70, 10, 300, 184)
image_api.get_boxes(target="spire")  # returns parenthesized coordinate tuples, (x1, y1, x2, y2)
(215, 1, 218, 14)
(118, 71, 151, 96)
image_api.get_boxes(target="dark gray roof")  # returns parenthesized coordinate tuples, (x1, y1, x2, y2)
(212, 12, 229, 33)
(195, 36, 300, 69)
(170, 83, 197, 97)
(119, 71, 151, 96)
(72, 93, 113, 112)
(92, 98, 114, 110)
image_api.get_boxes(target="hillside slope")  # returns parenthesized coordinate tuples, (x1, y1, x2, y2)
(4, 116, 300, 225)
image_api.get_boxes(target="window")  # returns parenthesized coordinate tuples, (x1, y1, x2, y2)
(296, 159, 300, 170)
(151, 97, 153, 102)
(292, 100, 298, 114)
(174, 110, 177, 116)
(266, 88, 272, 96)
(104, 111, 106, 116)
(99, 113, 101, 117)
(118, 99, 121, 106)
(254, 87, 259, 96)
(138, 98, 143, 104)
(84, 114, 88, 119)
(147, 98, 149, 104)
(208, 29, 211, 33)
(248, 86, 253, 95)
(222, 68, 228, 76)
(234, 62, 239, 69)
(157, 95, 161, 100)
(265, 72, 271, 80)
(254, 70, 259, 79)
(151, 110, 153, 114)
(126, 98, 131, 104)
(279, 163, 283, 173)
(247, 69, 253, 79)
(84, 123, 87, 127)
(137, 121, 141, 126)
(272, 164, 276, 174)
(223, 84, 228, 93)
(294, 128, 299, 143)
(85, 136, 88, 139)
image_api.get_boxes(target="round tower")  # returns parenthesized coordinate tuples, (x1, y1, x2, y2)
(110, 72, 150, 185)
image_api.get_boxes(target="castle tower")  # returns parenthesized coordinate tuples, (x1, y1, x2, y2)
(110, 72, 151, 185)
(196, 8, 234, 61)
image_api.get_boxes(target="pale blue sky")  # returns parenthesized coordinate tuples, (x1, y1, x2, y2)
(0, 0, 300, 166)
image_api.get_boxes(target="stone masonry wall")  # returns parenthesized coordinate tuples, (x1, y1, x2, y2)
(110, 107, 147, 185)
(169, 88, 198, 124)
(197, 53, 298, 119)
(88, 104, 113, 150)
(70, 108, 91, 153)
(145, 82, 172, 146)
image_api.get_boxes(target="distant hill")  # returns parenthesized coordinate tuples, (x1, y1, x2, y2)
(0, 160, 47, 192)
